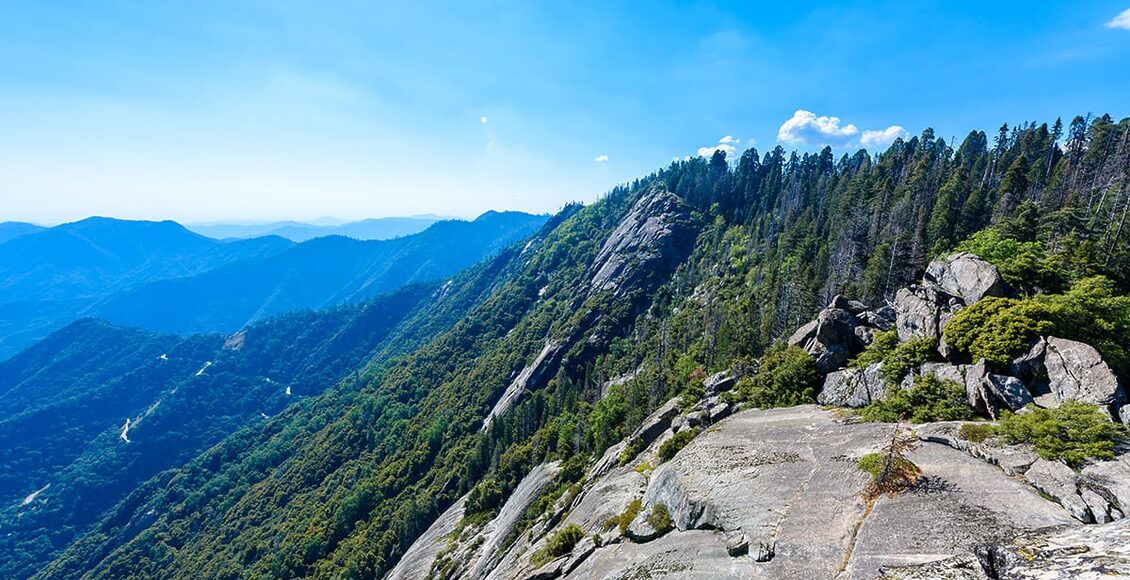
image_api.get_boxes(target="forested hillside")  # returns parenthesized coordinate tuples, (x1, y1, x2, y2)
(23, 114, 1130, 578)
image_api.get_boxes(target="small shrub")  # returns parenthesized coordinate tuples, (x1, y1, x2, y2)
(617, 498, 642, 536)
(646, 502, 673, 533)
(734, 344, 819, 408)
(996, 402, 1125, 467)
(464, 478, 504, 518)
(634, 461, 655, 474)
(880, 337, 939, 385)
(942, 297, 1057, 367)
(658, 429, 698, 461)
(530, 524, 585, 567)
(851, 330, 899, 369)
(618, 437, 645, 466)
(958, 423, 994, 444)
(859, 426, 921, 499)
(860, 374, 972, 423)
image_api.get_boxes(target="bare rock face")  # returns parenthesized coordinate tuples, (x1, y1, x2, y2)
(386, 495, 467, 580)
(589, 189, 697, 297)
(484, 341, 566, 428)
(923, 251, 1010, 304)
(886, 519, 1130, 578)
(1043, 336, 1126, 409)
(1024, 459, 1093, 523)
(817, 362, 887, 407)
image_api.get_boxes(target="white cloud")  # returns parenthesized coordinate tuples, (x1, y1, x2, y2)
(861, 126, 909, 148)
(1106, 8, 1130, 29)
(480, 116, 488, 124)
(694, 135, 744, 159)
(594, 155, 609, 163)
(697, 143, 737, 158)
(777, 110, 859, 147)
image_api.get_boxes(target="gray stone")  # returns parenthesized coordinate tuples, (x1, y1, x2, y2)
(708, 402, 731, 423)
(979, 373, 1034, 418)
(1080, 488, 1113, 524)
(1044, 336, 1126, 410)
(724, 530, 749, 557)
(831, 294, 869, 315)
(923, 251, 1010, 304)
(485, 341, 566, 428)
(1009, 337, 1047, 383)
(894, 286, 948, 342)
(1081, 460, 1130, 517)
(702, 370, 736, 394)
(789, 300, 867, 373)
(982, 518, 1130, 578)
(561, 536, 596, 575)
(630, 397, 681, 447)
(853, 325, 877, 346)
(1024, 459, 1092, 523)
(817, 362, 887, 408)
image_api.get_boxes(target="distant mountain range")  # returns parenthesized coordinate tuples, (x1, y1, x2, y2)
(185, 215, 448, 241)
(0, 212, 547, 358)
(0, 222, 45, 244)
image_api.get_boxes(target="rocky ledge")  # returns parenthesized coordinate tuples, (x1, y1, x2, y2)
(389, 405, 1130, 579)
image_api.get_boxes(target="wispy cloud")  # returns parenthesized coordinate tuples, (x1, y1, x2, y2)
(593, 155, 609, 163)
(861, 126, 909, 148)
(1106, 8, 1130, 30)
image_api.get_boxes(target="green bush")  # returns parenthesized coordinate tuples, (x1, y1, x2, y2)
(955, 228, 1061, 292)
(851, 330, 898, 369)
(860, 374, 972, 423)
(958, 423, 994, 444)
(617, 498, 642, 536)
(658, 429, 698, 461)
(734, 344, 819, 408)
(530, 524, 585, 567)
(943, 276, 1130, 376)
(857, 451, 920, 496)
(942, 297, 1057, 367)
(880, 337, 940, 385)
(618, 437, 646, 466)
(646, 502, 673, 533)
(464, 478, 504, 518)
(996, 402, 1125, 467)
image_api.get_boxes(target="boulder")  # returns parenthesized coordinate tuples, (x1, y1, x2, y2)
(708, 402, 731, 424)
(817, 363, 887, 408)
(923, 251, 1010, 304)
(893, 286, 948, 342)
(702, 371, 736, 395)
(830, 294, 869, 315)
(631, 397, 681, 447)
(724, 530, 749, 557)
(1043, 337, 1125, 409)
(1008, 337, 1047, 383)
(788, 302, 866, 374)
(978, 374, 1034, 418)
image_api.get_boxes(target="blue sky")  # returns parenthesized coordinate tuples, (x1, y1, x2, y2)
(1, 1, 1128, 224)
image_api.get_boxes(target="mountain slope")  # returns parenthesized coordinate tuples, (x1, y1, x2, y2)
(25, 114, 1130, 579)
(95, 211, 549, 334)
(0, 218, 293, 358)
(0, 222, 45, 244)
